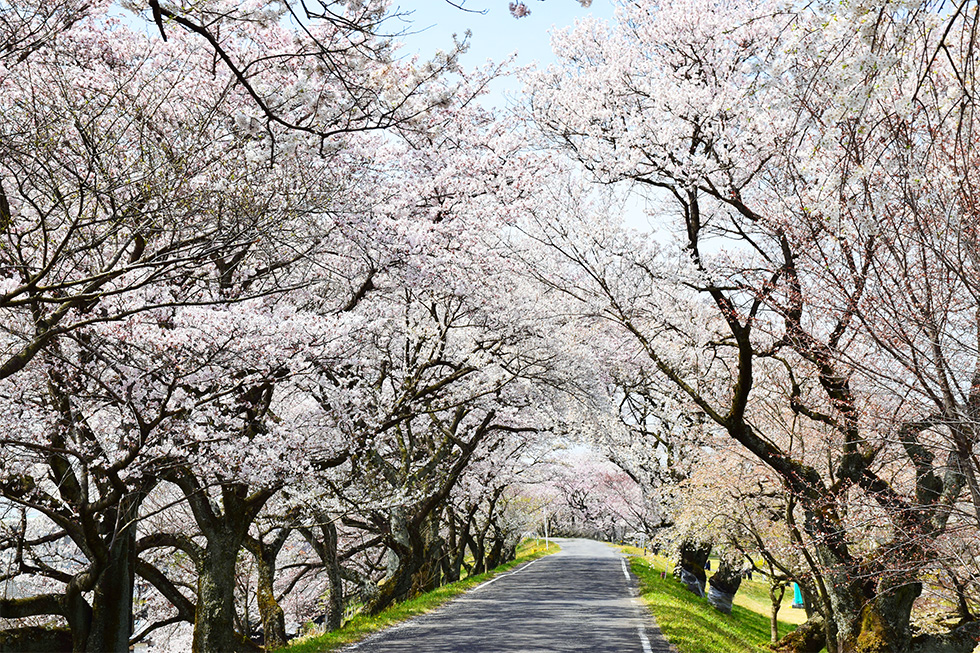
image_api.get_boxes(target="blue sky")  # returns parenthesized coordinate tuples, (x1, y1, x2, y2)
(390, 1, 658, 231)
(392, 0, 617, 108)
(122, 1, 617, 110)
(392, 1, 660, 232)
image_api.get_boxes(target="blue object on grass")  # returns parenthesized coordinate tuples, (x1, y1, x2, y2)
(792, 582, 804, 609)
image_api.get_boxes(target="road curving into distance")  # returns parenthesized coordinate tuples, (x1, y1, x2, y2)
(345, 537, 674, 653)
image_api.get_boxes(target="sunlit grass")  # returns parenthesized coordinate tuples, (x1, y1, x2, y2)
(732, 570, 806, 627)
(278, 538, 559, 653)
(620, 547, 806, 653)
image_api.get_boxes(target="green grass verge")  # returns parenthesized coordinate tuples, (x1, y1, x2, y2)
(623, 550, 805, 653)
(278, 539, 559, 653)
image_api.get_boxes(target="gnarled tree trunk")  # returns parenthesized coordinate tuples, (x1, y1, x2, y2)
(322, 522, 345, 632)
(169, 474, 271, 653)
(368, 512, 444, 614)
(298, 513, 346, 632)
(674, 539, 711, 597)
(706, 547, 743, 615)
(773, 614, 827, 653)
(830, 579, 921, 653)
(247, 527, 290, 651)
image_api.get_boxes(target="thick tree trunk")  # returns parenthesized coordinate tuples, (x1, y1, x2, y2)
(86, 516, 137, 653)
(323, 522, 344, 632)
(410, 539, 444, 597)
(255, 550, 286, 650)
(246, 526, 290, 650)
(469, 527, 487, 575)
(784, 568, 923, 653)
(370, 549, 433, 612)
(363, 417, 490, 616)
(366, 510, 417, 615)
(38, 563, 117, 653)
(830, 580, 921, 653)
(485, 525, 506, 571)
(773, 614, 827, 653)
(367, 514, 445, 614)
(366, 556, 417, 615)
(297, 514, 345, 631)
(470, 509, 497, 575)
(442, 509, 460, 583)
(706, 548, 742, 614)
(193, 541, 260, 653)
(501, 539, 517, 566)
(674, 539, 711, 596)
(193, 544, 237, 653)
(448, 509, 475, 582)
(173, 478, 270, 653)
(35, 378, 150, 653)
(63, 577, 93, 653)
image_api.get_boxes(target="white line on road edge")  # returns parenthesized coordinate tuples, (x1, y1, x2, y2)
(636, 623, 654, 653)
(474, 556, 547, 591)
(624, 560, 654, 653)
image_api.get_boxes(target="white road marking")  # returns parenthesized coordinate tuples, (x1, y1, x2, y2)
(624, 560, 654, 653)
(474, 556, 548, 591)
(637, 623, 654, 653)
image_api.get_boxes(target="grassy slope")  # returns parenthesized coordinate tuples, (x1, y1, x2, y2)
(620, 547, 809, 653)
(278, 539, 559, 653)
(732, 570, 806, 628)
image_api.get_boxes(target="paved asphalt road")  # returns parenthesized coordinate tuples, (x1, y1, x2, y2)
(346, 538, 674, 653)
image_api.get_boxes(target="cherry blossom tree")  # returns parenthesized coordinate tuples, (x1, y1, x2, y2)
(443, 438, 550, 581)
(527, 1, 980, 650)
(0, 4, 356, 649)
(307, 251, 563, 614)
(534, 449, 648, 541)
(508, 0, 593, 19)
(123, 0, 488, 143)
(0, 2, 523, 651)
